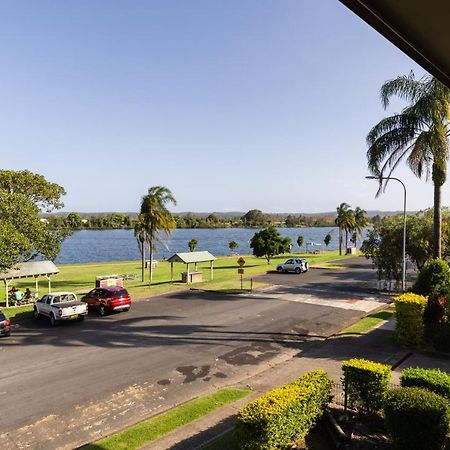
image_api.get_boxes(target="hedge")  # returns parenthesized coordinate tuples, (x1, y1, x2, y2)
(394, 293, 427, 345)
(342, 358, 391, 413)
(235, 370, 333, 450)
(384, 387, 450, 450)
(401, 367, 450, 400)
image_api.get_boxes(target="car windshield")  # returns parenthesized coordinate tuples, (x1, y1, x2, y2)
(112, 289, 128, 297)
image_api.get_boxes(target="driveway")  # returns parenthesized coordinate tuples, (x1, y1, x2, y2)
(0, 256, 387, 450)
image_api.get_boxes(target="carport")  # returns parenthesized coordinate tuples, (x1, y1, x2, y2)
(166, 251, 216, 284)
(0, 260, 60, 307)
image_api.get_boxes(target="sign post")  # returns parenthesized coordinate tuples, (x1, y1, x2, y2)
(237, 257, 246, 290)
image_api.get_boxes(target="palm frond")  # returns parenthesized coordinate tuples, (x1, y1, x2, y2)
(380, 72, 427, 109)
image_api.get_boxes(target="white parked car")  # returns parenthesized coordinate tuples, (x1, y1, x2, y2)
(276, 258, 309, 274)
(34, 292, 88, 326)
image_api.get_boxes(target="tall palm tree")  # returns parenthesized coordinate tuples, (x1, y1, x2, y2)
(367, 73, 450, 258)
(140, 186, 177, 283)
(352, 207, 368, 247)
(134, 214, 146, 282)
(335, 203, 355, 255)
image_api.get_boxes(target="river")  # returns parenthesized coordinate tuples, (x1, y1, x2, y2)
(54, 227, 368, 264)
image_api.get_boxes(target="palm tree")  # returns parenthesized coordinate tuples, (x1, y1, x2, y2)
(188, 239, 197, 252)
(134, 214, 146, 282)
(140, 186, 177, 283)
(352, 207, 368, 247)
(367, 73, 450, 258)
(335, 203, 355, 255)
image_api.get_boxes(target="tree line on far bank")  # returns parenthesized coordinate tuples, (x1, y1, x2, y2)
(44, 209, 362, 231)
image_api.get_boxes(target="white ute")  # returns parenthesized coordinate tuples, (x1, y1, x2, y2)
(34, 292, 88, 326)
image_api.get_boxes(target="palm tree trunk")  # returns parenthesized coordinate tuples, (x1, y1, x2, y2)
(149, 246, 153, 284)
(434, 182, 442, 258)
(141, 241, 145, 282)
(339, 228, 342, 256)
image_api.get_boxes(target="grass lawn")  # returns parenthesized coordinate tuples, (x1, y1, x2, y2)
(1, 251, 355, 319)
(339, 308, 394, 335)
(83, 388, 250, 450)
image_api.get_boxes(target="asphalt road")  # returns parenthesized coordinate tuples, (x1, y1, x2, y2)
(0, 256, 382, 449)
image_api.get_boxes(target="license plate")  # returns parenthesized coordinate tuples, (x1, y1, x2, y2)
(70, 314, 78, 319)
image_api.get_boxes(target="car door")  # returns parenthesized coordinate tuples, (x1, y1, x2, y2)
(284, 259, 294, 272)
(84, 289, 100, 309)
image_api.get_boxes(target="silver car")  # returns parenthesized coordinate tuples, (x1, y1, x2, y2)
(276, 258, 309, 274)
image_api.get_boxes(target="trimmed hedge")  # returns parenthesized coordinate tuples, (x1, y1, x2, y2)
(342, 358, 391, 413)
(394, 293, 427, 345)
(412, 258, 450, 296)
(235, 370, 333, 450)
(401, 367, 450, 400)
(384, 387, 450, 450)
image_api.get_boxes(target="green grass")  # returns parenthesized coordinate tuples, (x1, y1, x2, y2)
(83, 388, 250, 450)
(1, 251, 353, 318)
(340, 308, 394, 335)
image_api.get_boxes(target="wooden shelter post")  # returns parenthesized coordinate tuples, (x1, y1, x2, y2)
(170, 262, 174, 282)
(210, 260, 214, 280)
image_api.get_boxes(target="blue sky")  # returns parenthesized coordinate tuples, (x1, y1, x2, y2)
(0, 0, 441, 213)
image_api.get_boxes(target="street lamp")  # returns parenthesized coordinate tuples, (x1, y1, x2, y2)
(366, 176, 407, 291)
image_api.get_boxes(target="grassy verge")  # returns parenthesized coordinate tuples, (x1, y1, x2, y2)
(1, 251, 355, 319)
(339, 308, 394, 335)
(83, 388, 250, 450)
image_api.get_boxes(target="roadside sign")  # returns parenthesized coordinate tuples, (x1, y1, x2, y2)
(238, 268, 244, 274)
(237, 257, 246, 267)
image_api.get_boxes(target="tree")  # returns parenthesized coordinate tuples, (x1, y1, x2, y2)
(241, 209, 267, 227)
(285, 215, 300, 228)
(134, 214, 146, 282)
(250, 226, 291, 263)
(297, 235, 304, 250)
(65, 212, 83, 229)
(139, 186, 177, 283)
(351, 207, 368, 247)
(228, 240, 238, 253)
(367, 73, 450, 258)
(324, 233, 332, 247)
(335, 203, 355, 255)
(188, 239, 198, 252)
(0, 171, 67, 271)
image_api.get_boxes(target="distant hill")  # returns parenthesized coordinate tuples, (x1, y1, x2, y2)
(50, 210, 409, 218)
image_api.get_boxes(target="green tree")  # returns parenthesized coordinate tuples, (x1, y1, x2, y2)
(285, 215, 300, 227)
(335, 203, 355, 255)
(250, 226, 291, 263)
(324, 233, 332, 247)
(297, 235, 304, 250)
(65, 212, 83, 229)
(228, 240, 238, 253)
(188, 239, 198, 252)
(139, 186, 177, 283)
(241, 209, 266, 227)
(352, 207, 368, 246)
(367, 73, 450, 258)
(0, 170, 67, 271)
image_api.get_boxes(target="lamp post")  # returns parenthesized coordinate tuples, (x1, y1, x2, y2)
(366, 176, 407, 291)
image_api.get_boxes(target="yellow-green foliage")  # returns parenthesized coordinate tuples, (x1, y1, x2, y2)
(342, 358, 391, 413)
(235, 370, 333, 450)
(394, 293, 428, 345)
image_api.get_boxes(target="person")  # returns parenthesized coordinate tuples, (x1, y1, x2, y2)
(14, 288, 24, 303)
(24, 288, 32, 302)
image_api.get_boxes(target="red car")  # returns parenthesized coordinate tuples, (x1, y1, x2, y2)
(82, 287, 131, 316)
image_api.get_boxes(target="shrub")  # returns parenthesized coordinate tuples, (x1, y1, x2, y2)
(394, 293, 427, 345)
(342, 358, 391, 413)
(384, 387, 450, 450)
(235, 370, 333, 450)
(412, 258, 450, 296)
(401, 367, 450, 400)
(424, 292, 447, 324)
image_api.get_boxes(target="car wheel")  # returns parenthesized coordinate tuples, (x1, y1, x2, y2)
(277, 266, 283, 273)
(77, 315, 85, 322)
(49, 314, 56, 327)
(99, 305, 106, 316)
(295, 267, 301, 274)
(33, 308, 39, 319)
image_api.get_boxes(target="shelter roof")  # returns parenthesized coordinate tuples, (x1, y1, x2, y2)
(0, 261, 59, 280)
(166, 251, 216, 264)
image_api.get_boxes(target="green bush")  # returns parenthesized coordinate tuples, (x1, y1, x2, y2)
(394, 293, 428, 345)
(401, 367, 450, 400)
(235, 370, 333, 450)
(342, 358, 391, 413)
(412, 258, 450, 296)
(384, 387, 450, 450)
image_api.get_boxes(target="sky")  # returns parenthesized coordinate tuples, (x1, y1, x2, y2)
(0, 0, 443, 214)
